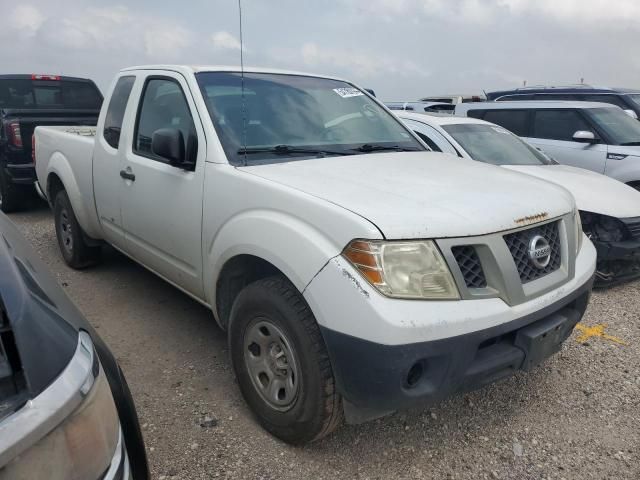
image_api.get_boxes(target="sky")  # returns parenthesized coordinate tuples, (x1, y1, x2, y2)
(1, 0, 639, 100)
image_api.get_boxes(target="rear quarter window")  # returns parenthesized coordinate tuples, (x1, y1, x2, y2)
(103, 76, 136, 149)
(532, 109, 591, 141)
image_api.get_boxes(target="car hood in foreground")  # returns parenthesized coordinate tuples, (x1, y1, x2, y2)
(504, 164, 640, 219)
(243, 152, 575, 239)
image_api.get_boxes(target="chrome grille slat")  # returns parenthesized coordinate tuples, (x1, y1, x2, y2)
(503, 221, 561, 283)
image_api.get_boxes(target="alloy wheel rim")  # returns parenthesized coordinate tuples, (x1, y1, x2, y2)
(243, 318, 299, 411)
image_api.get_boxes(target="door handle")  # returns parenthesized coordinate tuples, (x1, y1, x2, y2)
(119, 169, 136, 181)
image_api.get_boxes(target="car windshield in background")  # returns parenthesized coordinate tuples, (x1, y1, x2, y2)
(627, 94, 640, 108)
(0, 79, 102, 109)
(196, 72, 423, 165)
(586, 107, 640, 146)
(442, 124, 552, 166)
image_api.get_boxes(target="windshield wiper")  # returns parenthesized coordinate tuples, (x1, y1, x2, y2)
(354, 144, 422, 153)
(237, 145, 353, 156)
(619, 141, 640, 146)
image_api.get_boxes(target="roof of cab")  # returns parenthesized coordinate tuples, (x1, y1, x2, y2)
(120, 65, 347, 82)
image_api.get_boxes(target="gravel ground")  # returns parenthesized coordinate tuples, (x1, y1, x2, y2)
(9, 204, 640, 480)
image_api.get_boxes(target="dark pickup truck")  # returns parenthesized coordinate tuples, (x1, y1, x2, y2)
(0, 74, 102, 212)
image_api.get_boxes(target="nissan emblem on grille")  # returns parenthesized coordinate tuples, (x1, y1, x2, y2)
(528, 235, 551, 269)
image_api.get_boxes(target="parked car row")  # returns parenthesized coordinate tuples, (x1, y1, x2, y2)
(397, 112, 640, 286)
(0, 67, 635, 473)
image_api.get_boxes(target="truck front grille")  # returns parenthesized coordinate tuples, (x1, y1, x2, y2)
(503, 221, 561, 284)
(452, 245, 487, 288)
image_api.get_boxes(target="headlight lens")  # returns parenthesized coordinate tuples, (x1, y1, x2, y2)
(575, 210, 583, 254)
(0, 333, 121, 480)
(343, 239, 460, 299)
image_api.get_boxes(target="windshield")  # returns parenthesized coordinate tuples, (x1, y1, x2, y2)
(586, 107, 640, 145)
(0, 79, 102, 109)
(196, 72, 423, 165)
(442, 124, 553, 166)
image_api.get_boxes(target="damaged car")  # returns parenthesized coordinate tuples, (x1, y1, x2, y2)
(399, 112, 640, 287)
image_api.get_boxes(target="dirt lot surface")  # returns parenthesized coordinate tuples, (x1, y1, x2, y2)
(10, 205, 640, 480)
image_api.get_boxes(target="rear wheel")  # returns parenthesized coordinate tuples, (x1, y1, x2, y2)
(54, 190, 101, 268)
(0, 168, 27, 213)
(228, 275, 342, 444)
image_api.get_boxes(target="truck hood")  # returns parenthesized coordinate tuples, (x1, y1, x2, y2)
(504, 164, 640, 219)
(243, 152, 575, 239)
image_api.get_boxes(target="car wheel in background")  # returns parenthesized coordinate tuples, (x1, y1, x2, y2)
(228, 275, 343, 444)
(53, 190, 101, 268)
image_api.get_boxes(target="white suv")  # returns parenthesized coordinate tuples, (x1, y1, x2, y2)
(456, 101, 640, 191)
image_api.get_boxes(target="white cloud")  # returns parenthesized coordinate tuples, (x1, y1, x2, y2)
(144, 25, 193, 59)
(211, 31, 242, 51)
(346, 0, 640, 25)
(8, 5, 45, 35)
(500, 0, 640, 22)
(300, 42, 430, 79)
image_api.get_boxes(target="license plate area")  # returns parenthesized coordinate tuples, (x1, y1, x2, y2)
(514, 308, 579, 371)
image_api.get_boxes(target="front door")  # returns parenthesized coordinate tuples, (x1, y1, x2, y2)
(525, 109, 608, 174)
(120, 72, 206, 298)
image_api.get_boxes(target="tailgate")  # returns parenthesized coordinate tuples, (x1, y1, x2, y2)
(4, 109, 99, 164)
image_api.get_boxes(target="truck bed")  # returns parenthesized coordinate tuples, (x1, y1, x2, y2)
(34, 125, 102, 239)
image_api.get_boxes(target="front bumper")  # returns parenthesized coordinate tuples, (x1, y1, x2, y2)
(320, 277, 591, 422)
(593, 239, 640, 286)
(304, 237, 596, 423)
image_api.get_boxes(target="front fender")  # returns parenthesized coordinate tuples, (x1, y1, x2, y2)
(46, 154, 102, 239)
(605, 156, 640, 184)
(205, 209, 350, 317)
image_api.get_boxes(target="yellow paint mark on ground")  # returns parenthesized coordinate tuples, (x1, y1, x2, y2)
(575, 323, 627, 346)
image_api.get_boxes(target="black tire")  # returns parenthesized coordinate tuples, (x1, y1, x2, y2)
(0, 168, 27, 213)
(629, 181, 640, 192)
(228, 275, 342, 444)
(53, 190, 101, 269)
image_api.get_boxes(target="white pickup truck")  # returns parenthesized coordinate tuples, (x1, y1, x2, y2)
(35, 65, 596, 444)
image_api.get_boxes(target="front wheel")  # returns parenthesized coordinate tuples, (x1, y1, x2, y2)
(228, 276, 342, 444)
(53, 190, 101, 269)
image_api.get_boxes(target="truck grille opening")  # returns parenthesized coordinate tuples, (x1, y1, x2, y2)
(503, 221, 561, 284)
(452, 245, 487, 288)
(0, 299, 28, 420)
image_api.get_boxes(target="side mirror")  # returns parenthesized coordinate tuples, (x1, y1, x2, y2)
(572, 130, 597, 144)
(152, 128, 185, 166)
(624, 109, 639, 120)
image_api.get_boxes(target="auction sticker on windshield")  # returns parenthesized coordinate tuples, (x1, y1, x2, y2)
(333, 87, 364, 98)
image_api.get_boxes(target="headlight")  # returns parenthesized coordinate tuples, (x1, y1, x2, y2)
(575, 210, 583, 254)
(0, 332, 122, 480)
(343, 239, 460, 299)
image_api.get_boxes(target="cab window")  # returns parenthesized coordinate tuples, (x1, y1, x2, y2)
(481, 110, 529, 136)
(134, 78, 197, 164)
(103, 76, 135, 149)
(532, 109, 591, 141)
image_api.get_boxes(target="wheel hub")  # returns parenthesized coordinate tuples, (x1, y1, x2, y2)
(58, 209, 74, 253)
(244, 319, 299, 411)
